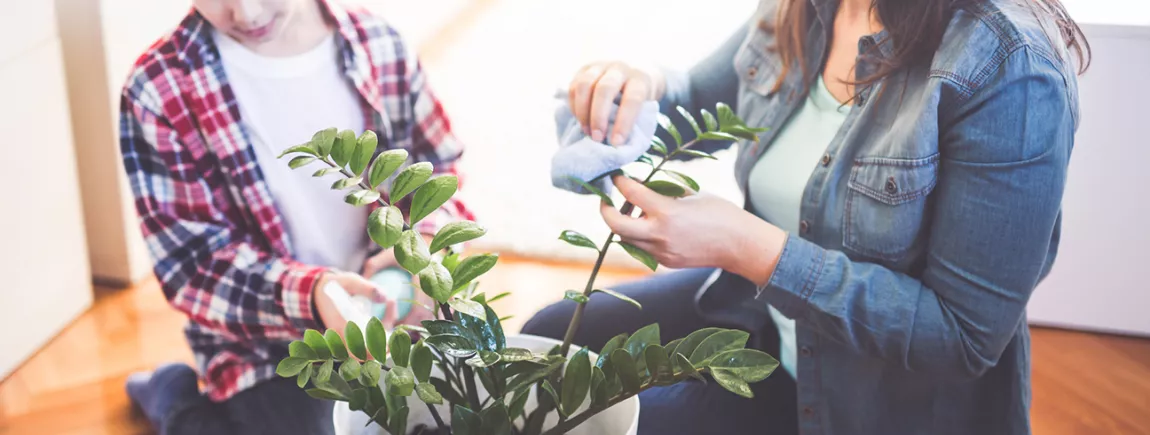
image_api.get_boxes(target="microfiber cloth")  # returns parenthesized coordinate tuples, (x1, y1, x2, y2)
(551, 95, 660, 195)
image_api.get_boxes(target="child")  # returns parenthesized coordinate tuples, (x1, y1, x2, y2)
(119, 1, 470, 433)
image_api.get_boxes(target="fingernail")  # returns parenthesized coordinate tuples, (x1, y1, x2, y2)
(610, 133, 625, 146)
(592, 129, 605, 143)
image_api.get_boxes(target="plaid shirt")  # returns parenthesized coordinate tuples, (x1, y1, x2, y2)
(120, 2, 472, 402)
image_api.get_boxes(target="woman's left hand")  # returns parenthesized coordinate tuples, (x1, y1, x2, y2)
(601, 175, 788, 285)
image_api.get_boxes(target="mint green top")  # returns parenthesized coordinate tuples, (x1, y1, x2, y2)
(747, 75, 849, 379)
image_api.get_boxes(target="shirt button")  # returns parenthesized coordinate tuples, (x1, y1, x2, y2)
(799, 220, 810, 234)
(748, 66, 758, 79)
(800, 346, 813, 357)
(885, 177, 898, 194)
(820, 153, 832, 167)
(803, 407, 815, 417)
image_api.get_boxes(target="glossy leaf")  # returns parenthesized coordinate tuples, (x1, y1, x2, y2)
(297, 363, 313, 388)
(644, 345, 673, 382)
(499, 347, 534, 362)
(417, 262, 453, 304)
(430, 377, 464, 407)
(561, 348, 592, 415)
(698, 131, 740, 142)
(344, 189, 380, 207)
(542, 380, 563, 415)
(624, 324, 660, 358)
(389, 162, 433, 202)
(618, 242, 658, 271)
(479, 403, 513, 435)
(716, 103, 741, 129)
(664, 170, 700, 192)
(592, 288, 642, 310)
(664, 338, 684, 358)
(365, 317, 387, 361)
(344, 322, 367, 361)
(414, 383, 443, 405)
(331, 129, 356, 168)
(424, 334, 478, 358)
(597, 333, 628, 368)
(590, 366, 608, 407)
(288, 155, 317, 169)
(450, 254, 499, 293)
(367, 206, 403, 250)
(452, 406, 482, 435)
(676, 106, 702, 137)
(410, 340, 433, 383)
(566, 176, 614, 207)
(466, 350, 502, 368)
(339, 358, 362, 382)
(388, 404, 409, 435)
(650, 137, 668, 155)
(679, 149, 718, 160)
(609, 348, 641, 393)
(508, 387, 531, 420)
(316, 359, 334, 384)
(421, 319, 465, 336)
(309, 127, 337, 157)
(394, 230, 432, 274)
(701, 109, 718, 131)
(368, 149, 408, 189)
(410, 175, 458, 225)
(723, 125, 768, 142)
(429, 221, 486, 253)
(330, 177, 362, 190)
(303, 330, 332, 359)
(645, 179, 686, 197)
(312, 167, 342, 177)
(385, 366, 416, 396)
(276, 357, 309, 377)
(564, 290, 588, 304)
(487, 291, 511, 303)
(505, 359, 563, 393)
(289, 341, 317, 360)
(689, 330, 750, 366)
(483, 303, 507, 351)
(673, 353, 705, 382)
(441, 252, 461, 274)
(389, 329, 412, 368)
(278, 143, 319, 159)
(350, 130, 377, 176)
(305, 387, 344, 401)
(636, 154, 654, 166)
(706, 349, 780, 383)
(448, 298, 485, 320)
(348, 389, 368, 411)
(656, 113, 682, 146)
(673, 327, 723, 361)
(711, 368, 753, 398)
(558, 230, 598, 251)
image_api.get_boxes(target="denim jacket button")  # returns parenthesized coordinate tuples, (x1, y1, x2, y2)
(885, 177, 898, 194)
(821, 153, 832, 167)
(800, 346, 813, 357)
(748, 66, 758, 79)
(799, 220, 810, 234)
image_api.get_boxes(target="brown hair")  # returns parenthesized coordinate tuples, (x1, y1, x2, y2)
(764, 0, 1091, 94)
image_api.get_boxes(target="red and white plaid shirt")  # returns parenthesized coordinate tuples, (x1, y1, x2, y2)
(119, 2, 472, 401)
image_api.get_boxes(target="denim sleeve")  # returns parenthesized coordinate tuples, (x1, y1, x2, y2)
(758, 46, 1074, 380)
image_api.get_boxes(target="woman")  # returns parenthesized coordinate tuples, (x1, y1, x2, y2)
(523, 0, 1087, 434)
(119, 1, 467, 433)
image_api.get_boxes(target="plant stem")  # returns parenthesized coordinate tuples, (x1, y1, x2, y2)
(440, 303, 483, 412)
(538, 375, 690, 435)
(426, 403, 449, 433)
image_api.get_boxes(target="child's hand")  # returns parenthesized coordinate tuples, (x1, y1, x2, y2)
(568, 61, 665, 146)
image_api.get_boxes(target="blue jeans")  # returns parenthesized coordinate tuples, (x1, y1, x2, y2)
(522, 268, 799, 435)
(163, 377, 334, 435)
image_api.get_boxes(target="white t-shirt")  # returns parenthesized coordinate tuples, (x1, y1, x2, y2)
(215, 29, 369, 273)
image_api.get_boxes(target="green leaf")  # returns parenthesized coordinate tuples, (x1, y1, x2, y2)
(288, 155, 317, 169)
(716, 103, 742, 129)
(394, 230, 432, 274)
(365, 317, 388, 361)
(541, 380, 563, 416)
(389, 329, 412, 368)
(330, 177, 362, 190)
(664, 338, 684, 358)
(656, 113, 682, 146)
(701, 109, 718, 131)
(664, 170, 700, 192)
(304, 387, 345, 401)
(673, 353, 705, 382)
(343, 189, 380, 207)
(385, 366, 416, 396)
(650, 137, 668, 155)
(410, 340, 433, 383)
(289, 341, 317, 360)
(624, 323, 660, 376)
(312, 167, 342, 177)
(368, 390, 388, 424)
(366, 206, 404, 250)
(565, 176, 614, 207)
(430, 378, 464, 407)
(348, 389, 368, 411)
(345, 322, 367, 361)
(297, 363, 313, 388)
(430, 221, 486, 253)
(711, 368, 753, 398)
(410, 175, 458, 225)
(487, 292, 511, 304)
(324, 329, 349, 361)
(441, 252, 461, 274)
(499, 347, 534, 362)
(421, 319, 465, 336)
(508, 387, 531, 420)
(706, 349, 780, 383)
(331, 129, 356, 168)
(484, 304, 506, 351)
(414, 383, 443, 405)
(559, 230, 599, 251)
(450, 254, 499, 293)
(689, 330, 750, 366)
(276, 357, 309, 377)
(673, 327, 723, 361)
(278, 143, 319, 159)
(505, 359, 564, 393)
(452, 406, 482, 435)
(448, 298, 485, 319)
(636, 154, 654, 165)
(618, 241, 658, 271)
(316, 359, 334, 384)
(644, 179, 686, 197)
(479, 403, 512, 435)
(679, 149, 718, 160)
(676, 106, 702, 137)
(609, 348, 641, 393)
(417, 262, 454, 304)
(698, 131, 740, 142)
(590, 366, 608, 406)
(644, 344, 673, 382)
(723, 125, 767, 142)
(350, 130, 378, 176)
(310, 127, 337, 157)
(564, 290, 589, 304)
(389, 162, 434, 202)
(561, 348, 592, 416)
(339, 358, 362, 381)
(597, 333, 628, 368)
(424, 334, 478, 358)
(368, 149, 409, 189)
(592, 288, 642, 310)
(388, 404, 409, 435)
(303, 330, 332, 359)
(466, 350, 502, 368)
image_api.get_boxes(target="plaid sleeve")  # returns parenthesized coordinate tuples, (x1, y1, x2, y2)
(120, 90, 326, 341)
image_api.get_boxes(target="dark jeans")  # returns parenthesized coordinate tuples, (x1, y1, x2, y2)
(522, 268, 799, 435)
(164, 377, 334, 435)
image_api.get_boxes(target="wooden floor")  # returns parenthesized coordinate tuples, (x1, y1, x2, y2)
(1, 256, 1148, 435)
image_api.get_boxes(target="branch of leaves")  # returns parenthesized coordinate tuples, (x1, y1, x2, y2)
(558, 229, 659, 274)
(652, 103, 769, 160)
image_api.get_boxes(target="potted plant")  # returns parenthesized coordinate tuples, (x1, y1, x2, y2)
(274, 104, 779, 434)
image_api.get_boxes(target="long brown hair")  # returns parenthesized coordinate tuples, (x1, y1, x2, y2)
(766, 0, 1091, 93)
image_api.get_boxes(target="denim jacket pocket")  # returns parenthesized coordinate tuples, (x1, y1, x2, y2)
(733, 26, 778, 98)
(843, 154, 939, 262)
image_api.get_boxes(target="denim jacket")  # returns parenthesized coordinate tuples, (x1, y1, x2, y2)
(659, 0, 1078, 433)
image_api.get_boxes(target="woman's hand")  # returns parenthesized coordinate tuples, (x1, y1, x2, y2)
(600, 176, 788, 286)
(568, 61, 666, 146)
(313, 271, 399, 330)
(362, 237, 437, 326)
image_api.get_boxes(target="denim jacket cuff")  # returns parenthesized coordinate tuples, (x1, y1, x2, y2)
(755, 235, 828, 319)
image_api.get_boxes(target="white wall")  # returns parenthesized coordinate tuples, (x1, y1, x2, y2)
(0, 0, 93, 378)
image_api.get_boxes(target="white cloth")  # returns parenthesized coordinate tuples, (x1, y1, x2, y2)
(215, 29, 369, 272)
(551, 95, 660, 194)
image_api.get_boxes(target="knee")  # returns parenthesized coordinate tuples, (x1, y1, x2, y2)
(520, 301, 574, 340)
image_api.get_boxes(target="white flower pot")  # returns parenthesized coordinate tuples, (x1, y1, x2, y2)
(334, 334, 641, 435)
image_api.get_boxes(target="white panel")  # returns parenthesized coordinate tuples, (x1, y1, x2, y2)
(0, 39, 93, 377)
(0, 0, 58, 64)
